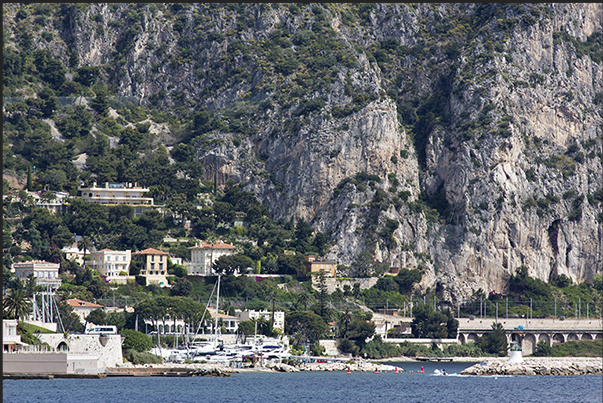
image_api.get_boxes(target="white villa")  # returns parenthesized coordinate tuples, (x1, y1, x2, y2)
(86, 249, 132, 282)
(11, 260, 62, 289)
(61, 243, 91, 266)
(186, 241, 236, 276)
(3, 319, 26, 352)
(77, 181, 154, 217)
(206, 307, 239, 334)
(237, 309, 285, 332)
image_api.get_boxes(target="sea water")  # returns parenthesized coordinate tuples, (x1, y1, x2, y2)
(3, 362, 602, 403)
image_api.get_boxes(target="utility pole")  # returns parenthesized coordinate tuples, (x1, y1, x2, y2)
(506, 297, 508, 319)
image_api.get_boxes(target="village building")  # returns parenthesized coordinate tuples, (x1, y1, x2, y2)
(237, 309, 285, 332)
(304, 255, 337, 278)
(61, 243, 91, 266)
(65, 298, 105, 324)
(132, 248, 169, 287)
(11, 260, 62, 289)
(77, 181, 154, 217)
(206, 307, 239, 334)
(87, 249, 131, 283)
(186, 241, 236, 276)
(3, 319, 26, 353)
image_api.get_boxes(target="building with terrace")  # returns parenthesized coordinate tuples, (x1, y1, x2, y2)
(11, 260, 62, 289)
(77, 181, 154, 217)
(87, 249, 132, 283)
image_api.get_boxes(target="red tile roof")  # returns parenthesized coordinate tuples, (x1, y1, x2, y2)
(65, 298, 103, 308)
(132, 248, 169, 255)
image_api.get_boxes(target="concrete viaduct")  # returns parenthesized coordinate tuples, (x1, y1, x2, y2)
(457, 318, 603, 355)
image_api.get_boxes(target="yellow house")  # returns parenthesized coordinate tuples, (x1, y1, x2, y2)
(304, 255, 337, 278)
(132, 248, 169, 287)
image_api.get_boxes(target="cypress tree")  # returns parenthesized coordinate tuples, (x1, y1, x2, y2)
(26, 164, 32, 190)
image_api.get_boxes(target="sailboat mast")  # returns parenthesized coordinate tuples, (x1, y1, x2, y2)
(214, 274, 221, 348)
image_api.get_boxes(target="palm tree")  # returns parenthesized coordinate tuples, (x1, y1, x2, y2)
(297, 291, 312, 311)
(340, 308, 353, 338)
(3, 288, 32, 321)
(77, 236, 92, 270)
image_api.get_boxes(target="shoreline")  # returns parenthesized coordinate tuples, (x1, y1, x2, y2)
(5, 356, 601, 379)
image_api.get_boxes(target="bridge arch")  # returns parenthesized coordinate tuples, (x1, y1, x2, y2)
(466, 333, 478, 343)
(567, 333, 579, 341)
(57, 341, 69, 352)
(458, 334, 466, 344)
(596, 333, 603, 340)
(581, 333, 593, 340)
(552, 333, 565, 345)
(537, 334, 551, 346)
(522, 334, 537, 355)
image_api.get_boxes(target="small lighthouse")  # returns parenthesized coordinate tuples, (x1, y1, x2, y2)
(508, 339, 523, 363)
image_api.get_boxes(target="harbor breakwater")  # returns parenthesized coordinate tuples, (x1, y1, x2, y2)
(105, 360, 402, 376)
(460, 357, 603, 376)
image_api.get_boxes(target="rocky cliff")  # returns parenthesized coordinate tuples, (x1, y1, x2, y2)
(3, 3, 602, 300)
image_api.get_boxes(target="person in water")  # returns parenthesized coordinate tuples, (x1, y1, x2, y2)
(442, 369, 447, 376)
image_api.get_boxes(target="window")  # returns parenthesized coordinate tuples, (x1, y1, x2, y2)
(151, 263, 155, 271)
(159, 263, 163, 271)
(151, 255, 155, 262)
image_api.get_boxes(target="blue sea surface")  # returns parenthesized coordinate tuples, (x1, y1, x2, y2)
(3, 362, 602, 403)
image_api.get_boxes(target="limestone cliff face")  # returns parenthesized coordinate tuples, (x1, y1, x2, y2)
(418, 3, 603, 299)
(4, 3, 601, 299)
